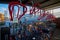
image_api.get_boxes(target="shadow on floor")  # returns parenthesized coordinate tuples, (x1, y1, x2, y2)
(52, 29, 60, 40)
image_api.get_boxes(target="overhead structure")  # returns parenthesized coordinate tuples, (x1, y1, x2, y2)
(0, 0, 60, 9)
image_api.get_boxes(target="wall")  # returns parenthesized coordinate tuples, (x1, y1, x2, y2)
(54, 18, 60, 29)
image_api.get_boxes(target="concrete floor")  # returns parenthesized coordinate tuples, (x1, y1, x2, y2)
(52, 29, 60, 40)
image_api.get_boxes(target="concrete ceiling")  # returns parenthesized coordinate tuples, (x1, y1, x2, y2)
(31, 0, 60, 9)
(40, 0, 60, 9)
(0, 0, 60, 9)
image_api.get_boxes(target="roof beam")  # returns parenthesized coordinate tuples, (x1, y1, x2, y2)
(42, 1, 60, 8)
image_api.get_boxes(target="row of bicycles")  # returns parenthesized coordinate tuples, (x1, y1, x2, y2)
(10, 21, 56, 40)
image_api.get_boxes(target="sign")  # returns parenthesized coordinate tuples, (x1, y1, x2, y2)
(9, 1, 27, 21)
(8, 1, 56, 21)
